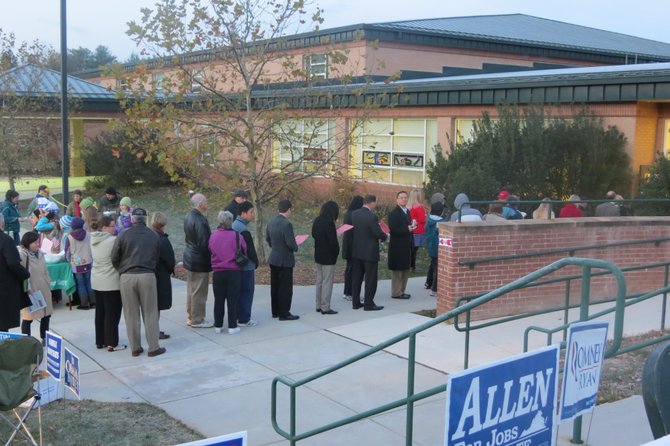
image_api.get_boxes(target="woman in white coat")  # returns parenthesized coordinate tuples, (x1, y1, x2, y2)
(91, 215, 125, 351)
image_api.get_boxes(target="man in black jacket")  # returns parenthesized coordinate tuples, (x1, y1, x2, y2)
(232, 201, 260, 327)
(388, 191, 415, 299)
(111, 208, 165, 357)
(183, 193, 213, 328)
(351, 194, 387, 311)
(224, 189, 248, 220)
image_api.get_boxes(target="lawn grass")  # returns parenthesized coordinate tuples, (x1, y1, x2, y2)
(0, 400, 202, 446)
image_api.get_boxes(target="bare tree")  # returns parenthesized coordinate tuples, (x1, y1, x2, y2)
(120, 0, 384, 259)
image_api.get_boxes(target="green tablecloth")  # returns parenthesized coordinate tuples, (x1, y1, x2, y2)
(46, 262, 76, 296)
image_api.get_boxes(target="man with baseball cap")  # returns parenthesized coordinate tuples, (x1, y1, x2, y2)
(112, 208, 165, 357)
(224, 189, 248, 220)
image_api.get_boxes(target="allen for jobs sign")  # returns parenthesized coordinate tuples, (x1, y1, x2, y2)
(444, 345, 560, 446)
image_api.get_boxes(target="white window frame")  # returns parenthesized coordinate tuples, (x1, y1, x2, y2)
(304, 54, 328, 80)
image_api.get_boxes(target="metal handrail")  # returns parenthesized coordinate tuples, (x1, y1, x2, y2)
(271, 257, 628, 445)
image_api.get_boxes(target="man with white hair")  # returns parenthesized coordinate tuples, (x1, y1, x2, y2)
(111, 208, 165, 357)
(0, 213, 31, 332)
(183, 193, 213, 327)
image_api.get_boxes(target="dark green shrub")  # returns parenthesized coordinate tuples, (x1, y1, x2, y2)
(82, 128, 172, 188)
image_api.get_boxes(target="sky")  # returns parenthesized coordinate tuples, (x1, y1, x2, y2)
(0, 0, 666, 61)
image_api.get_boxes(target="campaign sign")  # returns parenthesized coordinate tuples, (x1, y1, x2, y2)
(64, 348, 80, 399)
(0, 331, 26, 341)
(445, 345, 560, 446)
(559, 321, 608, 421)
(175, 431, 247, 446)
(45, 331, 63, 381)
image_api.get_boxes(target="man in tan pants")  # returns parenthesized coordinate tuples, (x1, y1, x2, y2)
(183, 193, 213, 327)
(111, 208, 165, 357)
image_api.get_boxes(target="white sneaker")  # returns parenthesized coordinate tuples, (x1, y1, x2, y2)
(343, 295, 352, 301)
(228, 327, 241, 335)
(214, 327, 224, 334)
(191, 320, 214, 328)
(430, 291, 437, 297)
(238, 319, 258, 327)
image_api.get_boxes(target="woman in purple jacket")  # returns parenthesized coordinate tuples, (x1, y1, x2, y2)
(209, 210, 246, 335)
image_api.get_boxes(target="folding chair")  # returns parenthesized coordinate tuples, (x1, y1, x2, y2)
(0, 336, 44, 446)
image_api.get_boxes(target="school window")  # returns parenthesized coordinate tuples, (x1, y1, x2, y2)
(304, 54, 328, 80)
(152, 72, 166, 93)
(190, 70, 204, 93)
(273, 119, 334, 173)
(116, 78, 128, 89)
(350, 118, 437, 186)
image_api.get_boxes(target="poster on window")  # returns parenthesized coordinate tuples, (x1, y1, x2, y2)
(393, 153, 424, 168)
(303, 147, 326, 161)
(362, 151, 390, 166)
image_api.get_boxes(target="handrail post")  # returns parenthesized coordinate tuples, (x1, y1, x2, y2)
(571, 265, 592, 444)
(662, 265, 669, 331)
(406, 334, 416, 446)
(464, 308, 472, 369)
(290, 386, 296, 446)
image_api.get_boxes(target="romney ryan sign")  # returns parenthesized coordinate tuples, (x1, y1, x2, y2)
(445, 345, 560, 446)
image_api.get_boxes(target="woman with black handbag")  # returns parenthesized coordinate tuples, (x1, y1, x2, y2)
(208, 211, 247, 335)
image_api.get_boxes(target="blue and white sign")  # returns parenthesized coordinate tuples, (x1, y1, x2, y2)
(64, 348, 80, 399)
(0, 331, 26, 341)
(559, 321, 608, 421)
(175, 431, 247, 446)
(45, 331, 63, 381)
(445, 345, 560, 446)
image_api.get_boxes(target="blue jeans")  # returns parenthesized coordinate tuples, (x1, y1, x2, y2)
(74, 270, 95, 306)
(238, 270, 255, 323)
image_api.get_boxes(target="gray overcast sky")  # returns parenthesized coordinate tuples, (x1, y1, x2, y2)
(0, 0, 666, 60)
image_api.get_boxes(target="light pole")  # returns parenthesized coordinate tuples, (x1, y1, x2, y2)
(60, 0, 69, 206)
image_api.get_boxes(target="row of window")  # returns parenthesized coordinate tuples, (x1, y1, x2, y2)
(117, 54, 329, 91)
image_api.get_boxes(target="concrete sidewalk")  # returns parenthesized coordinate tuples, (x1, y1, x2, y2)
(26, 276, 664, 445)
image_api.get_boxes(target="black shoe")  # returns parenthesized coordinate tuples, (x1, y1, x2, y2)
(364, 305, 384, 311)
(402, 293, 412, 298)
(391, 295, 410, 299)
(77, 305, 91, 310)
(279, 313, 299, 321)
(424, 283, 431, 289)
(272, 314, 278, 318)
(321, 309, 338, 315)
(159, 332, 170, 340)
(352, 303, 362, 310)
(316, 309, 321, 313)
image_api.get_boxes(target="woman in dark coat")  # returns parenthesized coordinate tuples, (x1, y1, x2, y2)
(341, 196, 363, 301)
(312, 201, 340, 314)
(0, 218, 30, 332)
(150, 212, 176, 340)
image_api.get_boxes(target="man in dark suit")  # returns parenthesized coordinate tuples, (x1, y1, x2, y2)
(388, 190, 415, 299)
(351, 194, 388, 311)
(266, 199, 300, 320)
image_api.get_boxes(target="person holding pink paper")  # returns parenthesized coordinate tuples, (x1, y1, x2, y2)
(266, 200, 300, 321)
(311, 201, 340, 315)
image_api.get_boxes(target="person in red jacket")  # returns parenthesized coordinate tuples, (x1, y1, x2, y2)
(559, 194, 585, 218)
(408, 189, 427, 272)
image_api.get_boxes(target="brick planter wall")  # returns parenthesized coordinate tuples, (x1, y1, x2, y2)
(436, 217, 670, 320)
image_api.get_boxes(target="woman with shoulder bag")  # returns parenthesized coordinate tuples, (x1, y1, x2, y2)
(208, 211, 246, 335)
(18, 231, 53, 343)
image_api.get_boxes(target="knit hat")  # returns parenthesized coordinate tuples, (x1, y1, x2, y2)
(59, 215, 72, 230)
(132, 208, 147, 217)
(71, 217, 85, 230)
(120, 196, 132, 207)
(80, 197, 94, 210)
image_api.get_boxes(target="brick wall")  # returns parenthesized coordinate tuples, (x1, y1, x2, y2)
(436, 217, 670, 320)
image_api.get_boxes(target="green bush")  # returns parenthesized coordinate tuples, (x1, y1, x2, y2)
(425, 104, 631, 206)
(82, 128, 172, 188)
(638, 155, 670, 215)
